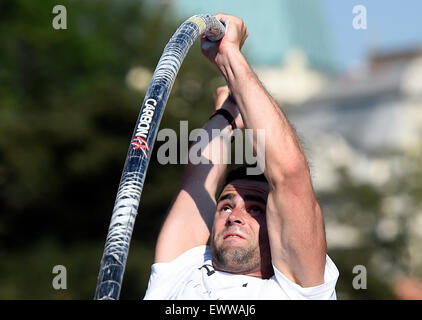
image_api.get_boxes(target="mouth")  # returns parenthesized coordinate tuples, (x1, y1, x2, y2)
(223, 233, 245, 240)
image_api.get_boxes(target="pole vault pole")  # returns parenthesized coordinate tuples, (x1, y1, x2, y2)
(94, 15, 225, 300)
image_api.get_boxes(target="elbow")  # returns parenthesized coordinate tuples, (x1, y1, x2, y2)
(266, 154, 311, 190)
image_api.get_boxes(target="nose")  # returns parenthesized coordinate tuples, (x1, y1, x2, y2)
(226, 206, 245, 226)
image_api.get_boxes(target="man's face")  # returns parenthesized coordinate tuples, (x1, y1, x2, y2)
(210, 179, 272, 278)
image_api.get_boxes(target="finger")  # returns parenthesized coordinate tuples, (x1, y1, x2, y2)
(214, 87, 230, 109)
(214, 13, 231, 32)
(214, 12, 230, 21)
(215, 93, 230, 108)
(216, 85, 230, 94)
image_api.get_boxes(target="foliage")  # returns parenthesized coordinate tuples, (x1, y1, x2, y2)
(319, 143, 422, 299)
(0, 0, 220, 299)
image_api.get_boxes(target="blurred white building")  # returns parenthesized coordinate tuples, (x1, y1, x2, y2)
(283, 48, 422, 192)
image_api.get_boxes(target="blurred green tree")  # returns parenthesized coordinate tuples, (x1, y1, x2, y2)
(0, 0, 220, 299)
(318, 141, 422, 299)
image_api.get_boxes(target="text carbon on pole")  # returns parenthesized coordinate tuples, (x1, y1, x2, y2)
(94, 14, 225, 300)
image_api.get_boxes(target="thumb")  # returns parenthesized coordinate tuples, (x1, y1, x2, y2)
(201, 36, 216, 52)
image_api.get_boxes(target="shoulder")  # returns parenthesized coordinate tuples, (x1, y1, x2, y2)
(144, 245, 211, 299)
(151, 245, 210, 274)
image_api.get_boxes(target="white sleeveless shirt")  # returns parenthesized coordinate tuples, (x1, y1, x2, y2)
(144, 245, 339, 300)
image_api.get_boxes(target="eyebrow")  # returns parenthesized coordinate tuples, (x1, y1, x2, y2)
(217, 193, 267, 205)
(243, 194, 267, 205)
(217, 193, 236, 203)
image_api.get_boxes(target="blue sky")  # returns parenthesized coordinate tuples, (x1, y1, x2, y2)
(170, 0, 422, 72)
(324, 0, 422, 70)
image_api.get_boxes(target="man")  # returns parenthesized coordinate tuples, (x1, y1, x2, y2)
(144, 14, 339, 299)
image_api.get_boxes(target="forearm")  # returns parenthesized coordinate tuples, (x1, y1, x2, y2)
(215, 49, 310, 186)
(173, 114, 233, 233)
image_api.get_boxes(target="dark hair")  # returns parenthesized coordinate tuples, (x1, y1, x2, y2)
(223, 165, 267, 187)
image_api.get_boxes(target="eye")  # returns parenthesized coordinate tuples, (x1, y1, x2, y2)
(221, 205, 232, 213)
(248, 205, 264, 215)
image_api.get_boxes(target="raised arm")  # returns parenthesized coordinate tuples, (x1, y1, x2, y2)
(154, 87, 243, 263)
(201, 14, 326, 286)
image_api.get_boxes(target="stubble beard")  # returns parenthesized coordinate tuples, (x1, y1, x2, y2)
(210, 234, 260, 274)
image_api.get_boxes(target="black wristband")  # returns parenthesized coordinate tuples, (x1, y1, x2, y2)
(209, 109, 237, 130)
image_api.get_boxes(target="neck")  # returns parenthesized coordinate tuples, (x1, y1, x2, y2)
(246, 265, 274, 279)
(212, 262, 274, 279)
